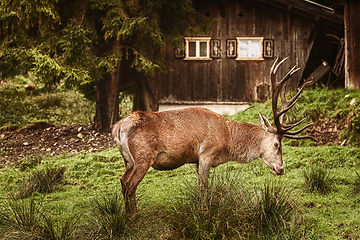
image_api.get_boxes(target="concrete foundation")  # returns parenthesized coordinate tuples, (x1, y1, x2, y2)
(158, 102, 251, 115)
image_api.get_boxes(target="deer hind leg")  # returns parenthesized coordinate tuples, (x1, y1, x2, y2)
(120, 144, 153, 215)
(118, 129, 140, 214)
(121, 159, 151, 215)
(120, 157, 135, 214)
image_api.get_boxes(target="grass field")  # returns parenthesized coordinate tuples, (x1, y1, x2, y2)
(1, 81, 360, 239)
(1, 145, 360, 239)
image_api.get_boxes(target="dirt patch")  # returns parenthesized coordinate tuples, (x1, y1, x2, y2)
(307, 117, 346, 145)
(0, 122, 115, 166)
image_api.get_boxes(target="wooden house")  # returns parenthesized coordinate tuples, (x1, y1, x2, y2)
(121, 0, 344, 114)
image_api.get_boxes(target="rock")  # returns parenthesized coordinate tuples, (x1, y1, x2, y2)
(350, 98, 356, 107)
(24, 84, 36, 91)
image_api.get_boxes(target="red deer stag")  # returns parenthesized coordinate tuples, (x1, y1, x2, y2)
(112, 57, 316, 214)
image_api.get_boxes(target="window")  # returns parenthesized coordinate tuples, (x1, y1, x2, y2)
(236, 37, 264, 60)
(184, 37, 212, 60)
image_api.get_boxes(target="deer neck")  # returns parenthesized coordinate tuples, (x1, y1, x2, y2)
(226, 121, 264, 163)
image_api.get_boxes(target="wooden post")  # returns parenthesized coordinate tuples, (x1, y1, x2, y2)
(344, 0, 360, 89)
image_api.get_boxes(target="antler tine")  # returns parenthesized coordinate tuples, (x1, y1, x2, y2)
(279, 66, 300, 124)
(270, 57, 279, 75)
(271, 57, 287, 75)
(284, 123, 313, 136)
(270, 58, 316, 141)
(283, 134, 318, 141)
(271, 58, 300, 132)
(279, 74, 314, 125)
(281, 118, 306, 132)
(271, 59, 284, 130)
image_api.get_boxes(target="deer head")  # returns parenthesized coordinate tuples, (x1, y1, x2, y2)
(258, 57, 316, 175)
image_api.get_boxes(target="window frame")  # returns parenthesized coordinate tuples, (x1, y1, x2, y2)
(236, 37, 264, 61)
(184, 37, 212, 60)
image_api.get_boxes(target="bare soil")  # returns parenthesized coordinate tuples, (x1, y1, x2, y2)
(307, 117, 347, 145)
(0, 122, 115, 166)
(0, 117, 346, 166)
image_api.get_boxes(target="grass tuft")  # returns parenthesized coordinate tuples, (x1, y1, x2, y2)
(254, 180, 300, 232)
(303, 165, 335, 194)
(88, 190, 130, 239)
(16, 166, 66, 199)
(16, 154, 44, 171)
(351, 172, 360, 196)
(41, 212, 81, 240)
(0, 196, 43, 239)
(166, 171, 302, 239)
(0, 196, 82, 240)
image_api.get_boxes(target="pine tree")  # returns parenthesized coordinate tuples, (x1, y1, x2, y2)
(0, 0, 212, 131)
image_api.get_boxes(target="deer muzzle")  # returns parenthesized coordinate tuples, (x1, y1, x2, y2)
(272, 166, 284, 175)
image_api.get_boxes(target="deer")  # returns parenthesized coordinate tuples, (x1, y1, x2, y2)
(112, 57, 316, 214)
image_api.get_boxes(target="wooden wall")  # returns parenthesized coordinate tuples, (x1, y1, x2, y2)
(148, 0, 319, 106)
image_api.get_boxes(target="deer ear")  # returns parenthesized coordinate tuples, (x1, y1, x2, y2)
(259, 112, 272, 132)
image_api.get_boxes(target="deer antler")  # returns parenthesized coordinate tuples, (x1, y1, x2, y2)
(271, 58, 317, 141)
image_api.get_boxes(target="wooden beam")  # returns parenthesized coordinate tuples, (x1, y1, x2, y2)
(308, 15, 320, 43)
(257, 0, 343, 23)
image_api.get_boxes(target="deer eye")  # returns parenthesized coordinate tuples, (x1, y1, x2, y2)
(274, 142, 279, 148)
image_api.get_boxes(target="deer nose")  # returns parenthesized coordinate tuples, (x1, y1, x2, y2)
(277, 167, 284, 175)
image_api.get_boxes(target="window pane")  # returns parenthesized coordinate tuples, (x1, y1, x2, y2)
(239, 40, 261, 58)
(199, 42, 208, 57)
(249, 41, 261, 58)
(188, 42, 196, 57)
(239, 41, 249, 58)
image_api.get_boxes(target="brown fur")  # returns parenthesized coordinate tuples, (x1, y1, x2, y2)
(112, 107, 284, 214)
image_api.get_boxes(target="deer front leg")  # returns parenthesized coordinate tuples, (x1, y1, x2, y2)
(196, 157, 212, 191)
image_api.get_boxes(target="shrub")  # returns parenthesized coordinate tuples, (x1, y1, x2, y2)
(303, 165, 335, 194)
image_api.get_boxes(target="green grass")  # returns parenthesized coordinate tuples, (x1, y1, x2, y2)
(2, 79, 360, 238)
(0, 145, 360, 239)
(0, 77, 134, 128)
(0, 83, 95, 127)
(228, 86, 360, 124)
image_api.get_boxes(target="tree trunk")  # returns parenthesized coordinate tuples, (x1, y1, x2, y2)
(94, 62, 121, 132)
